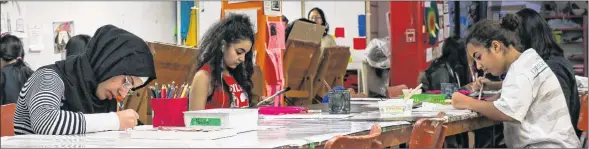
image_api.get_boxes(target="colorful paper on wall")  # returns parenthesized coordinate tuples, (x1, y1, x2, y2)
(358, 15, 366, 36)
(53, 21, 74, 54)
(335, 27, 345, 38)
(185, 8, 198, 47)
(353, 37, 366, 50)
(267, 21, 286, 50)
(265, 49, 284, 106)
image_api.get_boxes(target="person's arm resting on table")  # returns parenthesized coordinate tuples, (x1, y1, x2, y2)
(28, 70, 119, 135)
(453, 73, 532, 122)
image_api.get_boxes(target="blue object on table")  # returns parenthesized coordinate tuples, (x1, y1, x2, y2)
(322, 86, 346, 103)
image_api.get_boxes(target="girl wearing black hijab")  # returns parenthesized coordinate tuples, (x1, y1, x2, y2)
(13, 25, 156, 135)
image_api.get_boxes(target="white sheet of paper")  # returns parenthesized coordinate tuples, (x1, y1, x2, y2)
(263, 0, 281, 16)
(27, 24, 44, 52)
(225, 8, 258, 33)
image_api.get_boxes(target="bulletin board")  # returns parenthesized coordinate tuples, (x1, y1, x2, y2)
(220, 1, 283, 97)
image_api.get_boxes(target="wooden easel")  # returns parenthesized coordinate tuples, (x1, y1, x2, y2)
(312, 46, 352, 100)
(124, 42, 200, 125)
(283, 40, 322, 105)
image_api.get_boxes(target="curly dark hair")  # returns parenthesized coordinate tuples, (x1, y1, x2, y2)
(196, 14, 255, 105)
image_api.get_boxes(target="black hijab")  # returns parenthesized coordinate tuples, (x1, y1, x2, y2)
(45, 25, 156, 113)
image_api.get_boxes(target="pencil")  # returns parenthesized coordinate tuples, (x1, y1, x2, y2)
(180, 84, 189, 98)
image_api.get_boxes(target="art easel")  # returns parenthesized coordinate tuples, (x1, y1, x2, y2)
(282, 20, 326, 105)
(124, 42, 200, 125)
(312, 46, 352, 100)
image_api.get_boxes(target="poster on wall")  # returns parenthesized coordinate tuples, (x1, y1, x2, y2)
(53, 21, 74, 54)
(263, 0, 281, 16)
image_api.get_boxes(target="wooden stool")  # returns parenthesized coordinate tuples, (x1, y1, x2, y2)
(325, 124, 383, 148)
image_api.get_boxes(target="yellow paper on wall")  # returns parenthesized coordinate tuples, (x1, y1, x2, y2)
(185, 8, 198, 47)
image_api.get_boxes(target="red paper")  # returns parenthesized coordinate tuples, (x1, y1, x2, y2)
(335, 27, 345, 38)
(267, 22, 286, 50)
(353, 37, 367, 50)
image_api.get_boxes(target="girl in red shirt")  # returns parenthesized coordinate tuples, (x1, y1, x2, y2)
(189, 14, 256, 110)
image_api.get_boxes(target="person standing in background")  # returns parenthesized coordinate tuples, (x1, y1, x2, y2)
(307, 7, 336, 51)
(0, 34, 34, 105)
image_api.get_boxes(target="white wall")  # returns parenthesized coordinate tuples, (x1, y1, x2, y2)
(1, 1, 177, 70)
(198, 1, 365, 47)
(305, 1, 365, 46)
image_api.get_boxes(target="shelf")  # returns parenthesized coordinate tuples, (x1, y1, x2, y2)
(544, 15, 584, 19)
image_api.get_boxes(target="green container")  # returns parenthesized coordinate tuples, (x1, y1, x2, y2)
(400, 94, 447, 104)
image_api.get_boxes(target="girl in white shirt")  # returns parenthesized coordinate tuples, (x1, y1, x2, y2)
(451, 14, 580, 148)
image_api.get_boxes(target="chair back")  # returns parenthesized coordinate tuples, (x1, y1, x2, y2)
(325, 124, 384, 148)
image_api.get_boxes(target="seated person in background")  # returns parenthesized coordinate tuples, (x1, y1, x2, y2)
(420, 35, 471, 91)
(418, 35, 472, 148)
(13, 25, 157, 135)
(65, 34, 92, 58)
(0, 34, 34, 105)
(452, 14, 580, 148)
(189, 14, 257, 110)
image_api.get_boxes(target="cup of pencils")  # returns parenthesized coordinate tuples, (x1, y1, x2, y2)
(150, 82, 191, 127)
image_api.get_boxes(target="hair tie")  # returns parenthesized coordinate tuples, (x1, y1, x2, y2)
(16, 57, 22, 60)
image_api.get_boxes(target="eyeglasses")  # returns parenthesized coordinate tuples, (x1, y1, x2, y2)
(123, 76, 134, 97)
(309, 16, 322, 21)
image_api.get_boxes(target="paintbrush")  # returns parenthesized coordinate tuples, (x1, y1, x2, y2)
(257, 87, 291, 107)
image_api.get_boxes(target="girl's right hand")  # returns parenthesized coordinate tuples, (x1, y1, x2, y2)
(471, 77, 491, 91)
(116, 109, 139, 130)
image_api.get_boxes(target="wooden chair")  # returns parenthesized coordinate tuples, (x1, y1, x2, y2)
(409, 112, 448, 148)
(1, 103, 16, 137)
(578, 93, 588, 147)
(324, 124, 384, 148)
(387, 84, 409, 98)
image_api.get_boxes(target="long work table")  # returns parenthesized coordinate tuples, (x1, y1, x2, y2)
(1, 101, 500, 148)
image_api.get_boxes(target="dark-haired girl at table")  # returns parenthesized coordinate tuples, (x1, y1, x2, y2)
(13, 25, 156, 135)
(451, 14, 580, 148)
(189, 14, 257, 110)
